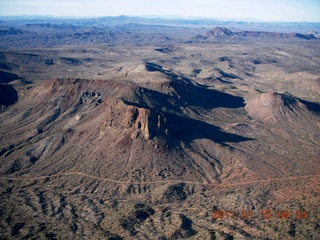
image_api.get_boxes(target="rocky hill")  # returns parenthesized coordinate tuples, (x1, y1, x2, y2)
(193, 27, 318, 42)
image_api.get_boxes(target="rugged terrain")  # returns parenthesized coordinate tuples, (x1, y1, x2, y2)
(0, 17, 320, 239)
(0, 16, 320, 48)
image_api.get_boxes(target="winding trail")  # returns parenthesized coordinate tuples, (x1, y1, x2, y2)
(0, 172, 319, 187)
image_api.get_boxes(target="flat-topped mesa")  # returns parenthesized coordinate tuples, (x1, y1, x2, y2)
(101, 98, 168, 140)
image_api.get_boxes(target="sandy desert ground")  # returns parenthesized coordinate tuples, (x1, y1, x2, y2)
(0, 19, 320, 239)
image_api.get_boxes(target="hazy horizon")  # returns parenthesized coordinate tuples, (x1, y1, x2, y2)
(0, 0, 319, 22)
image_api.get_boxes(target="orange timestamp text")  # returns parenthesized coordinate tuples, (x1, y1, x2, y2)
(212, 210, 307, 220)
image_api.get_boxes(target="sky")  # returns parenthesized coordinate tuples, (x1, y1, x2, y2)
(0, 0, 319, 22)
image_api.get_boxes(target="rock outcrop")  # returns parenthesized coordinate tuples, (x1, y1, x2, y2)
(101, 98, 168, 140)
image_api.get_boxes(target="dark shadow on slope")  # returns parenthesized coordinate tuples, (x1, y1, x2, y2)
(155, 48, 172, 53)
(36, 108, 61, 133)
(0, 62, 12, 70)
(216, 77, 233, 84)
(142, 62, 245, 110)
(60, 57, 82, 66)
(299, 99, 320, 114)
(124, 99, 254, 145)
(123, 82, 244, 114)
(0, 84, 18, 106)
(171, 214, 197, 239)
(124, 63, 248, 144)
(165, 112, 254, 145)
(168, 80, 244, 108)
(216, 69, 242, 80)
(0, 70, 22, 83)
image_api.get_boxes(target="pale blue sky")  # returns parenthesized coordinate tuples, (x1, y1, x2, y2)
(0, 0, 319, 22)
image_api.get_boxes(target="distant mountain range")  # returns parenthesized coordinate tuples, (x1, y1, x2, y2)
(1, 15, 320, 32)
(0, 16, 319, 48)
(192, 27, 317, 42)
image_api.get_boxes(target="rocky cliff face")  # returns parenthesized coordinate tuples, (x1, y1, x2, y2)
(100, 97, 169, 141)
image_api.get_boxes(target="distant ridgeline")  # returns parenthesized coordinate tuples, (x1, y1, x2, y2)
(0, 16, 319, 48)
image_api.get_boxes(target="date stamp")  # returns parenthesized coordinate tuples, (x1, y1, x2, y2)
(212, 210, 307, 220)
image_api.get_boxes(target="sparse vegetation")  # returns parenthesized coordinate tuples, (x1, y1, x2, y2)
(0, 17, 319, 239)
